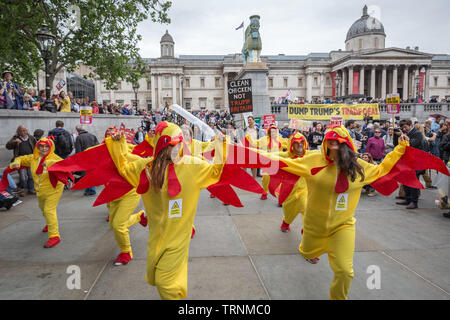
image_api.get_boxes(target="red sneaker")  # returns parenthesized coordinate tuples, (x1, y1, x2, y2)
(44, 237, 60, 248)
(209, 193, 216, 198)
(280, 220, 290, 232)
(106, 215, 109, 222)
(42, 225, 48, 233)
(306, 257, 320, 264)
(260, 194, 268, 200)
(191, 226, 196, 239)
(139, 211, 147, 227)
(114, 252, 132, 266)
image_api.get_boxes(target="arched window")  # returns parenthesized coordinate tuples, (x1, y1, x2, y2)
(346, 42, 350, 51)
(374, 38, 379, 48)
(359, 39, 363, 50)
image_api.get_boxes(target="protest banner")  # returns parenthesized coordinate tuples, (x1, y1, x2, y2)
(228, 79, 253, 114)
(80, 106, 92, 124)
(288, 119, 313, 131)
(263, 114, 276, 129)
(288, 104, 380, 120)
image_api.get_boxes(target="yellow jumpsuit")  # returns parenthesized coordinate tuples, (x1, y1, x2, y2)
(275, 132, 311, 225)
(105, 131, 226, 300)
(106, 143, 144, 258)
(262, 126, 408, 300)
(246, 129, 288, 194)
(10, 138, 64, 239)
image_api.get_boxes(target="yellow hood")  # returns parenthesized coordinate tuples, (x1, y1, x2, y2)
(33, 137, 56, 159)
(152, 121, 183, 158)
(321, 125, 357, 162)
(287, 132, 309, 158)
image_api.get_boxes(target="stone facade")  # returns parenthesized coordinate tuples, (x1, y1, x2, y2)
(91, 6, 450, 110)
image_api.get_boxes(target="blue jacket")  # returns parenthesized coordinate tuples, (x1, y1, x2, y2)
(1, 82, 22, 109)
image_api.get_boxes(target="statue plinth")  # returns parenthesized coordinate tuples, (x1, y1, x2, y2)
(244, 62, 267, 69)
(234, 63, 270, 125)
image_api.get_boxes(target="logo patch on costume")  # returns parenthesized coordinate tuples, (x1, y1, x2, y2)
(335, 193, 348, 211)
(168, 199, 182, 218)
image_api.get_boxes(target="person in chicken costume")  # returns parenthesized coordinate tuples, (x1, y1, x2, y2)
(6, 137, 69, 248)
(49, 121, 274, 300)
(258, 124, 449, 300)
(73, 126, 148, 265)
(245, 124, 288, 200)
(273, 132, 310, 233)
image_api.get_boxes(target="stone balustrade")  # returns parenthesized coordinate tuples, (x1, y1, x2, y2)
(270, 103, 450, 123)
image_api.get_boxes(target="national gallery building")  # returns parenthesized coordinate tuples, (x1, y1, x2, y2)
(94, 5, 450, 111)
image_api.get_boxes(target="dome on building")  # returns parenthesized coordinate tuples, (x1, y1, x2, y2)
(346, 5, 385, 42)
(160, 30, 174, 43)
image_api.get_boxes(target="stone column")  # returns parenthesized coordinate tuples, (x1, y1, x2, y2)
(172, 75, 177, 105)
(370, 66, 376, 98)
(224, 72, 229, 110)
(392, 65, 398, 94)
(151, 75, 156, 109)
(425, 66, 430, 101)
(414, 66, 420, 99)
(342, 68, 347, 96)
(403, 66, 409, 100)
(320, 71, 325, 100)
(359, 66, 365, 95)
(348, 66, 354, 95)
(381, 66, 387, 99)
(306, 71, 313, 102)
(157, 75, 163, 109)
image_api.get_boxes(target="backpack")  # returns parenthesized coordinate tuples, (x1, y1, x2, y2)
(56, 131, 73, 156)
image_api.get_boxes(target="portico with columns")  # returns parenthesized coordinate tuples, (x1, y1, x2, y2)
(332, 50, 433, 100)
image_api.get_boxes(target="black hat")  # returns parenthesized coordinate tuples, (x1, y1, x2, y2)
(2, 71, 13, 78)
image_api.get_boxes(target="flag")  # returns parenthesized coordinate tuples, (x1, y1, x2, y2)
(235, 22, 244, 30)
(285, 89, 292, 100)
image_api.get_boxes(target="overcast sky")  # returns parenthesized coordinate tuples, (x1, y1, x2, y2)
(136, 0, 450, 58)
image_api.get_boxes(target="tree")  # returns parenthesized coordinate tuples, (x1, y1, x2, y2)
(0, 0, 172, 89)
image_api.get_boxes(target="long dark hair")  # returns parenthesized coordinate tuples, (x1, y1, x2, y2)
(150, 146, 173, 191)
(336, 143, 365, 182)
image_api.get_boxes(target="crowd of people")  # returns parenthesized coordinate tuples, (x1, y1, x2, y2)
(272, 96, 450, 105)
(2, 68, 450, 301)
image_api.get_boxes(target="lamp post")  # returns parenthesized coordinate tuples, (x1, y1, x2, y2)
(35, 24, 56, 112)
(132, 82, 139, 110)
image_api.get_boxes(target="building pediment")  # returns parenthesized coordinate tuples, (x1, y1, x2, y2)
(359, 48, 432, 58)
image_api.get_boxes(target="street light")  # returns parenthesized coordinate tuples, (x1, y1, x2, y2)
(35, 24, 56, 112)
(132, 82, 139, 109)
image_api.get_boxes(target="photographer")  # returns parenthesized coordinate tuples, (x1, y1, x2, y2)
(0, 71, 23, 109)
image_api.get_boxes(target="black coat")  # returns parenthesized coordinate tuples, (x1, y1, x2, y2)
(75, 131, 99, 154)
(406, 127, 425, 151)
(439, 133, 450, 163)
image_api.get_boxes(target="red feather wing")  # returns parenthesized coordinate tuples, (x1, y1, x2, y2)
(371, 146, 449, 195)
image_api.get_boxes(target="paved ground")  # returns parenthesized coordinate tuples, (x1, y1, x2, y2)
(0, 175, 449, 300)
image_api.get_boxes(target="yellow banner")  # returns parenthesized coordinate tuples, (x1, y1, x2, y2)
(288, 104, 380, 120)
(80, 109, 92, 116)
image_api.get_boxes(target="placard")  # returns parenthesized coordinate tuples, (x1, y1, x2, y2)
(228, 79, 253, 114)
(80, 106, 92, 124)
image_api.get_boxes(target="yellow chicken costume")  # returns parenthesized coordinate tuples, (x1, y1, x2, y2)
(10, 137, 65, 247)
(273, 132, 311, 232)
(49, 121, 277, 299)
(246, 124, 288, 200)
(103, 128, 147, 265)
(105, 122, 228, 299)
(260, 125, 410, 300)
